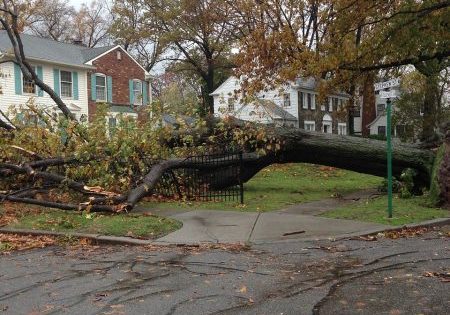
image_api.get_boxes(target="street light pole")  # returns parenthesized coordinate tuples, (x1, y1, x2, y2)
(386, 98, 393, 218)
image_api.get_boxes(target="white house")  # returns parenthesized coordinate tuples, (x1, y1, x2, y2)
(367, 85, 402, 137)
(0, 31, 151, 123)
(211, 76, 356, 135)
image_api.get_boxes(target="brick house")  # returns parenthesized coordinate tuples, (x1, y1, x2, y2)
(85, 46, 151, 124)
(0, 32, 151, 124)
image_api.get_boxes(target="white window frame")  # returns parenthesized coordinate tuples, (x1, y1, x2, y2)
(133, 79, 143, 105)
(338, 123, 347, 135)
(311, 94, 316, 110)
(21, 66, 37, 95)
(60, 70, 73, 99)
(299, 91, 307, 109)
(304, 120, 315, 131)
(95, 73, 107, 102)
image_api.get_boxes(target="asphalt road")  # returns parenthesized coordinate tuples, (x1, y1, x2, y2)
(0, 227, 449, 315)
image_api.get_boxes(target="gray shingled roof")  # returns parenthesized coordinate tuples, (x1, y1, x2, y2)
(256, 99, 297, 121)
(0, 31, 115, 67)
(235, 99, 297, 121)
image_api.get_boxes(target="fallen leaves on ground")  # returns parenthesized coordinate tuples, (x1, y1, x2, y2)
(0, 202, 42, 227)
(423, 271, 450, 282)
(355, 227, 434, 241)
(383, 227, 430, 239)
(0, 233, 56, 253)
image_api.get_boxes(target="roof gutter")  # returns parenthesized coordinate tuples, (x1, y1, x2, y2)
(0, 51, 95, 70)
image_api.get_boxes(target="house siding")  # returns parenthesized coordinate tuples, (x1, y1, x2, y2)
(0, 61, 88, 120)
(87, 47, 149, 121)
(213, 77, 350, 133)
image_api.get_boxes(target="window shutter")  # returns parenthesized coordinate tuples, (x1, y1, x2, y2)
(129, 80, 134, 105)
(14, 63, 22, 95)
(72, 71, 79, 100)
(142, 81, 148, 105)
(91, 74, 96, 101)
(36, 66, 44, 97)
(53, 69, 60, 96)
(107, 76, 113, 103)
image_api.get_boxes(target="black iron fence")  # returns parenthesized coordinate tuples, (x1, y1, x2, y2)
(153, 151, 244, 204)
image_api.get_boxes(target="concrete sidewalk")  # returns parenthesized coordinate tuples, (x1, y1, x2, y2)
(155, 210, 390, 244)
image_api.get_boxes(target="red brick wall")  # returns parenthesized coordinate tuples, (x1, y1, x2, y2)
(87, 47, 146, 120)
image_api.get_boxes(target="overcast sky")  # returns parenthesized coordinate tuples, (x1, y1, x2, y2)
(68, 0, 93, 9)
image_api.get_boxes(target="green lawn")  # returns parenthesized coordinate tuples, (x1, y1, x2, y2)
(322, 194, 449, 226)
(143, 163, 381, 212)
(4, 207, 181, 239)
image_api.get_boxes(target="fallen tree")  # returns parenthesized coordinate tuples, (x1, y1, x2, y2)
(1, 121, 447, 212)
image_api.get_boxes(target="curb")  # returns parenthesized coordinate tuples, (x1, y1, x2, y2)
(244, 217, 450, 245)
(350, 217, 450, 238)
(0, 227, 155, 246)
(1, 217, 449, 247)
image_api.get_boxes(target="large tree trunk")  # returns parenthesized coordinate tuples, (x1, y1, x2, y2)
(237, 129, 435, 189)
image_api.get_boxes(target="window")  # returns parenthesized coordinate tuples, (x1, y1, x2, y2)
(338, 123, 347, 135)
(22, 69, 36, 94)
(60, 70, 72, 98)
(298, 91, 306, 109)
(283, 93, 291, 107)
(304, 120, 315, 131)
(332, 97, 339, 111)
(133, 79, 142, 105)
(227, 98, 234, 111)
(377, 103, 386, 114)
(117, 51, 122, 60)
(378, 126, 386, 136)
(95, 74, 107, 101)
(307, 93, 312, 109)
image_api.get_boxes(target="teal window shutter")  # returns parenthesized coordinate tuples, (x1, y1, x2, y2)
(107, 76, 113, 103)
(36, 66, 43, 96)
(53, 69, 60, 96)
(72, 71, 79, 100)
(91, 74, 96, 101)
(142, 81, 148, 105)
(14, 63, 22, 95)
(129, 79, 134, 105)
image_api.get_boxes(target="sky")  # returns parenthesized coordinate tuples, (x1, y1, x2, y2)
(68, 0, 93, 9)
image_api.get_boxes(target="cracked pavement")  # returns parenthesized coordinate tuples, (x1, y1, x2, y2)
(0, 226, 449, 315)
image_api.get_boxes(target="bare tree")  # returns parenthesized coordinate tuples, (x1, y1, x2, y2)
(72, 0, 111, 47)
(25, 0, 75, 42)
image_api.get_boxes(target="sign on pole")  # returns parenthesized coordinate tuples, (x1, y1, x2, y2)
(374, 78, 401, 219)
(380, 90, 399, 99)
(374, 78, 400, 91)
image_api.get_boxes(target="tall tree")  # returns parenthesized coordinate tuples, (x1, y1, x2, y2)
(24, 0, 75, 41)
(110, 0, 163, 71)
(235, 0, 450, 141)
(113, 0, 239, 115)
(71, 0, 111, 47)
